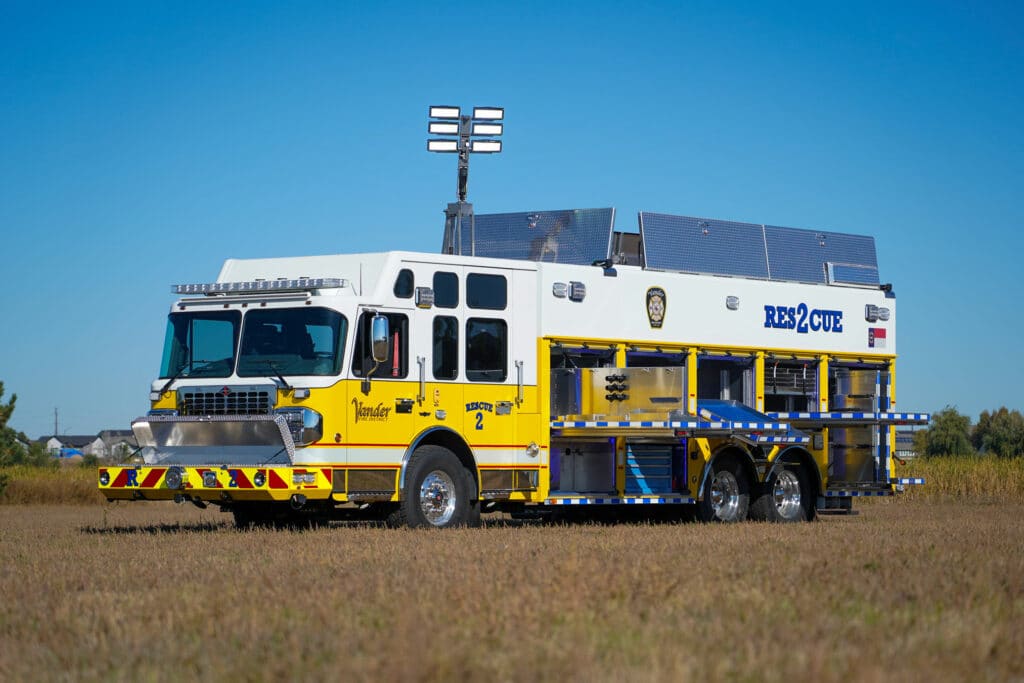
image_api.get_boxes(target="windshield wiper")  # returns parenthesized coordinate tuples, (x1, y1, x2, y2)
(251, 360, 293, 391)
(158, 358, 225, 395)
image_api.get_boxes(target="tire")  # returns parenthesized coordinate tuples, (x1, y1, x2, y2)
(750, 464, 815, 523)
(697, 453, 750, 523)
(390, 445, 479, 528)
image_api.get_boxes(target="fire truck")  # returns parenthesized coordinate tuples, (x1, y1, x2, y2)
(99, 208, 928, 526)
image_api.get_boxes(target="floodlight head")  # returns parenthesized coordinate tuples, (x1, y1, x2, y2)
(428, 121, 460, 135)
(472, 107, 504, 121)
(471, 122, 502, 136)
(429, 105, 461, 120)
(428, 139, 460, 153)
(469, 139, 502, 154)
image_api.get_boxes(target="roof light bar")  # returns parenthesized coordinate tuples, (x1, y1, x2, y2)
(173, 277, 347, 295)
(469, 139, 502, 153)
(428, 139, 460, 153)
(472, 106, 504, 120)
(429, 105, 461, 120)
(471, 122, 503, 136)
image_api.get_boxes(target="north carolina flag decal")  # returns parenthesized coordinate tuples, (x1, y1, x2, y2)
(869, 327, 887, 348)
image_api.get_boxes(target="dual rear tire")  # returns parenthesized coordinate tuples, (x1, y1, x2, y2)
(699, 453, 816, 523)
(750, 464, 816, 523)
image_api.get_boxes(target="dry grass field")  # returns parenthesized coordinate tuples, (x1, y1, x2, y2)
(1, 491, 1023, 682)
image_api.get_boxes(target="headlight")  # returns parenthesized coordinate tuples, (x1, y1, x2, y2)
(253, 471, 267, 487)
(99, 470, 110, 486)
(274, 407, 324, 446)
(165, 466, 185, 489)
(203, 471, 218, 488)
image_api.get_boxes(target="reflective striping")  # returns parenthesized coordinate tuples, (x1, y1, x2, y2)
(757, 436, 810, 444)
(140, 468, 165, 488)
(544, 496, 695, 505)
(895, 477, 926, 485)
(825, 490, 893, 497)
(551, 420, 787, 430)
(767, 411, 930, 422)
(268, 469, 289, 489)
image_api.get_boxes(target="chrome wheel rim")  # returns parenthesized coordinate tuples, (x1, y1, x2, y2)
(419, 470, 457, 526)
(773, 469, 803, 520)
(710, 470, 741, 521)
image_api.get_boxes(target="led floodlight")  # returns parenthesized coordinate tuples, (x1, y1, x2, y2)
(428, 139, 459, 153)
(429, 105, 461, 119)
(429, 121, 460, 135)
(469, 139, 502, 153)
(471, 122, 503, 136)
(472, 107, 504, 120)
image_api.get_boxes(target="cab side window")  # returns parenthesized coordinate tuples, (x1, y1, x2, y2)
(393, 269, 414, 298)
(352, 312, 409, 378)
(467, 273, 506, 310)
(433, 271, 458, 308)
(433, 316, 458, 380)
(466, 318, 507, 382)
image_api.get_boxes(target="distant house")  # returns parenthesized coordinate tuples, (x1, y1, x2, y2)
(39, 435, 104, 458)
(895, 430, 918, 459)
(37, 430, 137, 460)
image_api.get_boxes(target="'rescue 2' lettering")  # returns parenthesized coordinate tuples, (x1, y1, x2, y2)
(764, 303, 843, 334)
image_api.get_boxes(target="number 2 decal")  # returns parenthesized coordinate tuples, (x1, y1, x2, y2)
(475, 411, 484, 430)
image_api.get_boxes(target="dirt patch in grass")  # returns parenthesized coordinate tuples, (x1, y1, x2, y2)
(1, 500, 1021, 682)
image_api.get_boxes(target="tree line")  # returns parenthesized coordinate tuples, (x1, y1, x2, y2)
(914, 406, 1024, 458)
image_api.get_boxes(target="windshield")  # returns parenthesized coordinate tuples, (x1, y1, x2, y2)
(237, 307, 347, 377)
(159, 311, 241, 379)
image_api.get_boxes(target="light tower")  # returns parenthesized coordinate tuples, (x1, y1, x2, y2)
(427, 105, 504, 255)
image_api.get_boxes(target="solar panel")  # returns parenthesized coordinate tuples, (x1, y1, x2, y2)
(765, 225, 878, 285)
(639, 212, 879, 286)
(455, 208, 615, 265)
(639, 213, 769, 278)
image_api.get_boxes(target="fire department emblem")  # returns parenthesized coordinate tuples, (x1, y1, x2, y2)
(646, 287, 666, 328)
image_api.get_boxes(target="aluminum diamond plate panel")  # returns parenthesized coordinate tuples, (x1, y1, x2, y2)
(458, 208, 615, 265)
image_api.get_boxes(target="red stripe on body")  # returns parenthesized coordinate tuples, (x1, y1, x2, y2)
(141, 469, 166, 488)
(269, 469, 289, 489)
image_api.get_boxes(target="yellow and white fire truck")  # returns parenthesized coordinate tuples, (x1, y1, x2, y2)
(100, 208, 928, 526)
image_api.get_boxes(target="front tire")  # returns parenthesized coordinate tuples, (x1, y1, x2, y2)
(391, 446, 478, 528)
(698, 453, 750, 522)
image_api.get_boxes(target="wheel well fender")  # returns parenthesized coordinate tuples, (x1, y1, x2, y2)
(401, 427, 478, 494)
(766, 446, 822, 495)
(697, 444, 758, 502)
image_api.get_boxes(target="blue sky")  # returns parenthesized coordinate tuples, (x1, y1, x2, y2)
(2, 1, 1022, 438)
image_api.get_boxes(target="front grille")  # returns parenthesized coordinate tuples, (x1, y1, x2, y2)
(178, 389, 272, 415)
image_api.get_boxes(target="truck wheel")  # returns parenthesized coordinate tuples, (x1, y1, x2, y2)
(697, 454, 750, 522)
(391, 446, 479, 528)
(751, 465, 814, 523)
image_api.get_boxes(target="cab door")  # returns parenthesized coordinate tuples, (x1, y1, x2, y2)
(345, 308, 417, 472)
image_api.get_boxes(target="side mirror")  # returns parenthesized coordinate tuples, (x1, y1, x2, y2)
(371, 315, 390, 364)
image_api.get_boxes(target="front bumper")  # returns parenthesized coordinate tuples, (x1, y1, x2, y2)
(99, 465, 336, 503)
